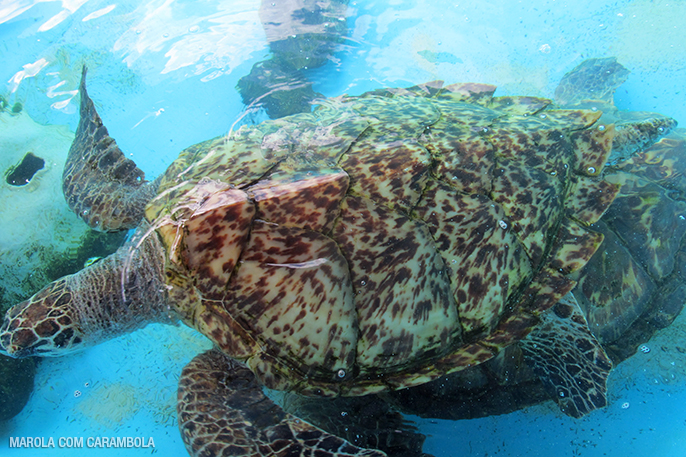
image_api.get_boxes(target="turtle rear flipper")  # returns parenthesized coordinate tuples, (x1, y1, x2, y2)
(281, 394, 430, 457)
(520, 293, 613, 418)
(63, 67, 158, 232)
(178, 350, 386, 457)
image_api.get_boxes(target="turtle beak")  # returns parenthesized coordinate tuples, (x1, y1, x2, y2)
(0, 318, 44, 358)
(0, 282, 87, 358)
(0, 305, 41, 358)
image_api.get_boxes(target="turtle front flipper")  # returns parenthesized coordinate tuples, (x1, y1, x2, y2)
(554, 57, 630, 107)
(554, 57, 677, 165)
(520, 293, 613, 418)
(178, 350, 386, 457)
(63, 67, 159, 232)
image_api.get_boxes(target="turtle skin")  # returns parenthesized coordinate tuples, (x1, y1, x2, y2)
(0, 65, 676, 456)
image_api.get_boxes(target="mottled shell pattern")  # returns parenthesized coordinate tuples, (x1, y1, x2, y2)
(144, 81, 617, 397)
(574, 129, 686, 356)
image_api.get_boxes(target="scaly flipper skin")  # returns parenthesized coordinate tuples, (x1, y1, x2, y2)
(178, 350, 386, 457)
(280, 395, 430, 457)
(62, 67, 159, 232)
(554, 57, 630, 106)
(553, 57, 677, 165)
(520, 293, 612, 418)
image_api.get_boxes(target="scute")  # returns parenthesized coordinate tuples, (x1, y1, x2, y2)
(151, 179, 255, 302)
(414, 181, 530, 334)
(147, 101, 369, 223)
(340, 138, 431, 212)
(247, 166, 349, 232)
(332, 195, 459, 370)
(424, 100, 496, 194)
(227, 222, 357, 388)
(574, 129, 686, 353)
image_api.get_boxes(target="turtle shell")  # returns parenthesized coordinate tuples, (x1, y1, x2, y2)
(143, 82, 617, 396)
(574, 128, 686, 359)
(381, 128, 686, 420)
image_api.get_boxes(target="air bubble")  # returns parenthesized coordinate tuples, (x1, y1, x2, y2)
(498, 220, 508, 230)
(74, 390, 82, 398)
(640, 344, 651, 354)
(597, 125, 606, 131)
(591, 107, 598, 112)
(337, 369, 346, 379)
(360, 280, 366, 286)
(587, 166, 596, 174)
(539, 114, 547, 119)
(658, 126, 665, 133)
(621, 402, 630, 409)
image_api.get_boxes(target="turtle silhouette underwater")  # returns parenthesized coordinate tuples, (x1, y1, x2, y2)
(381, 58, 686, 421)
(0, 58, 677, 456)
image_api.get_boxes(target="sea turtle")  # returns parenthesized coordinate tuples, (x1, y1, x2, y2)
(381, 58, 686, 421)
(237, 0, 350, 118)
(0, 60, 677, 456)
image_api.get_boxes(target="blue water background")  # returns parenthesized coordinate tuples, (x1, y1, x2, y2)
(1, 0, 685, 456)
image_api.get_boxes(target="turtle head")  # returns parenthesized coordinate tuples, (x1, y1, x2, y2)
(1, 279, 87, 358)
(1, 228, 173, 358)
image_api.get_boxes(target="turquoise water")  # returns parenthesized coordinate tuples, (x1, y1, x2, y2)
(1, 0, 685, 456)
